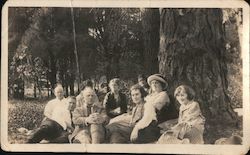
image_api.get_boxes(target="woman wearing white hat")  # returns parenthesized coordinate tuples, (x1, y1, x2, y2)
(130, 74, 170, 143)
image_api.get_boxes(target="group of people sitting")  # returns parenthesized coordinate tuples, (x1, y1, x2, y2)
(26, 74, 206, 144)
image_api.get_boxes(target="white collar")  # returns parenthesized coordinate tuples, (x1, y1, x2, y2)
(180, 101, 194, 111)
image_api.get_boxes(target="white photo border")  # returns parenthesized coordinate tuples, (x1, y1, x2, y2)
(1, 0, 249, 154)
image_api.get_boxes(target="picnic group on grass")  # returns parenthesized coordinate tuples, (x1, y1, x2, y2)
(26, 73, 208, 144)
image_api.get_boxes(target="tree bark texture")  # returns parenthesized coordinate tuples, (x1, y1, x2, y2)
(158, 9, 238, 126)
(141, 8, 160, 75)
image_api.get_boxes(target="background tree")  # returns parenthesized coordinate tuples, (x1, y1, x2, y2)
(71, 7, 80, 93)
(8, 8, 145, 97)
(141, 8, 160, 75)
(9, 8, 52, 99)
(7, 7, 243, 144)
(89, 8, 145, 81)
(158, 8, 240, 143)
(89, 8, 126, 80)
(115, 8, 145, 80)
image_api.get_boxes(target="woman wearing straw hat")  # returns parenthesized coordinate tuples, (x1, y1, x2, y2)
(130, 74, 171, 143)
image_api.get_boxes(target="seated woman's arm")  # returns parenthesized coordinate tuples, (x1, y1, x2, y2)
(130, 103, 156, 142)
(134, 103, 156, 130)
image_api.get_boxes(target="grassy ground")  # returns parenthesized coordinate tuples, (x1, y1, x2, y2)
(8, 99, 243, 144)
(8, 99, 48, 144)
(204, 117, 243, 144)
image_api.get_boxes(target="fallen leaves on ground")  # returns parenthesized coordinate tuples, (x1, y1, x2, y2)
(8, 99, 48, 144)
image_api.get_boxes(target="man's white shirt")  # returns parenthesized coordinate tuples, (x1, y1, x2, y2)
(44, 98, 71, 130)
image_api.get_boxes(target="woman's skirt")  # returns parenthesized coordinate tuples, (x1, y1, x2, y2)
(135, 120, 161, 144)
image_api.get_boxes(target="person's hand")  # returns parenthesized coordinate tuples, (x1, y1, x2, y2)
(171, 124, 182, 138)
(113, 107, 121, 113)
(85, 115, 96, 124)
(68, 134, 73, 143)
(172, 129, 180, 138)
(90, 113, 105, 124)
(129, 122, 135, 127)
(90, 112, 99, 118)
(103, 115, 110, 125)
(171, 123, 182, 131)
(67, 126, 74, 133)
(130, 128, 139, 142)
(171, 123, 187, 138)
(111, 107, 121, 115)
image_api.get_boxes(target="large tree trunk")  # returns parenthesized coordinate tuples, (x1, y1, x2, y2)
(141, 8, 160, 75)
(158, 9, 238, 143)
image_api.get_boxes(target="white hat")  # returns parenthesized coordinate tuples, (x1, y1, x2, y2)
(147, 74, 168, 89)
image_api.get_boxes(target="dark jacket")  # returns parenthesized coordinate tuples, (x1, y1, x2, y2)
(156, 100, 179, 124)
(103, 91, 127, 118)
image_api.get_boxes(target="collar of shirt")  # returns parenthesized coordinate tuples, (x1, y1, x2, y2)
(131, 103, 144, 121)
(57, 97, 66, 101)
(82, 102, 94, 116)
(179, 101, 194, 112)
(53, 97, 67, 105)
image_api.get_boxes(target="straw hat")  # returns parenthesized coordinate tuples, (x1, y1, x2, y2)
(147, 74, 168, 89)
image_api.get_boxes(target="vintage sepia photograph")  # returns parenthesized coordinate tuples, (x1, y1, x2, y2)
(1, 0, 249, 154)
